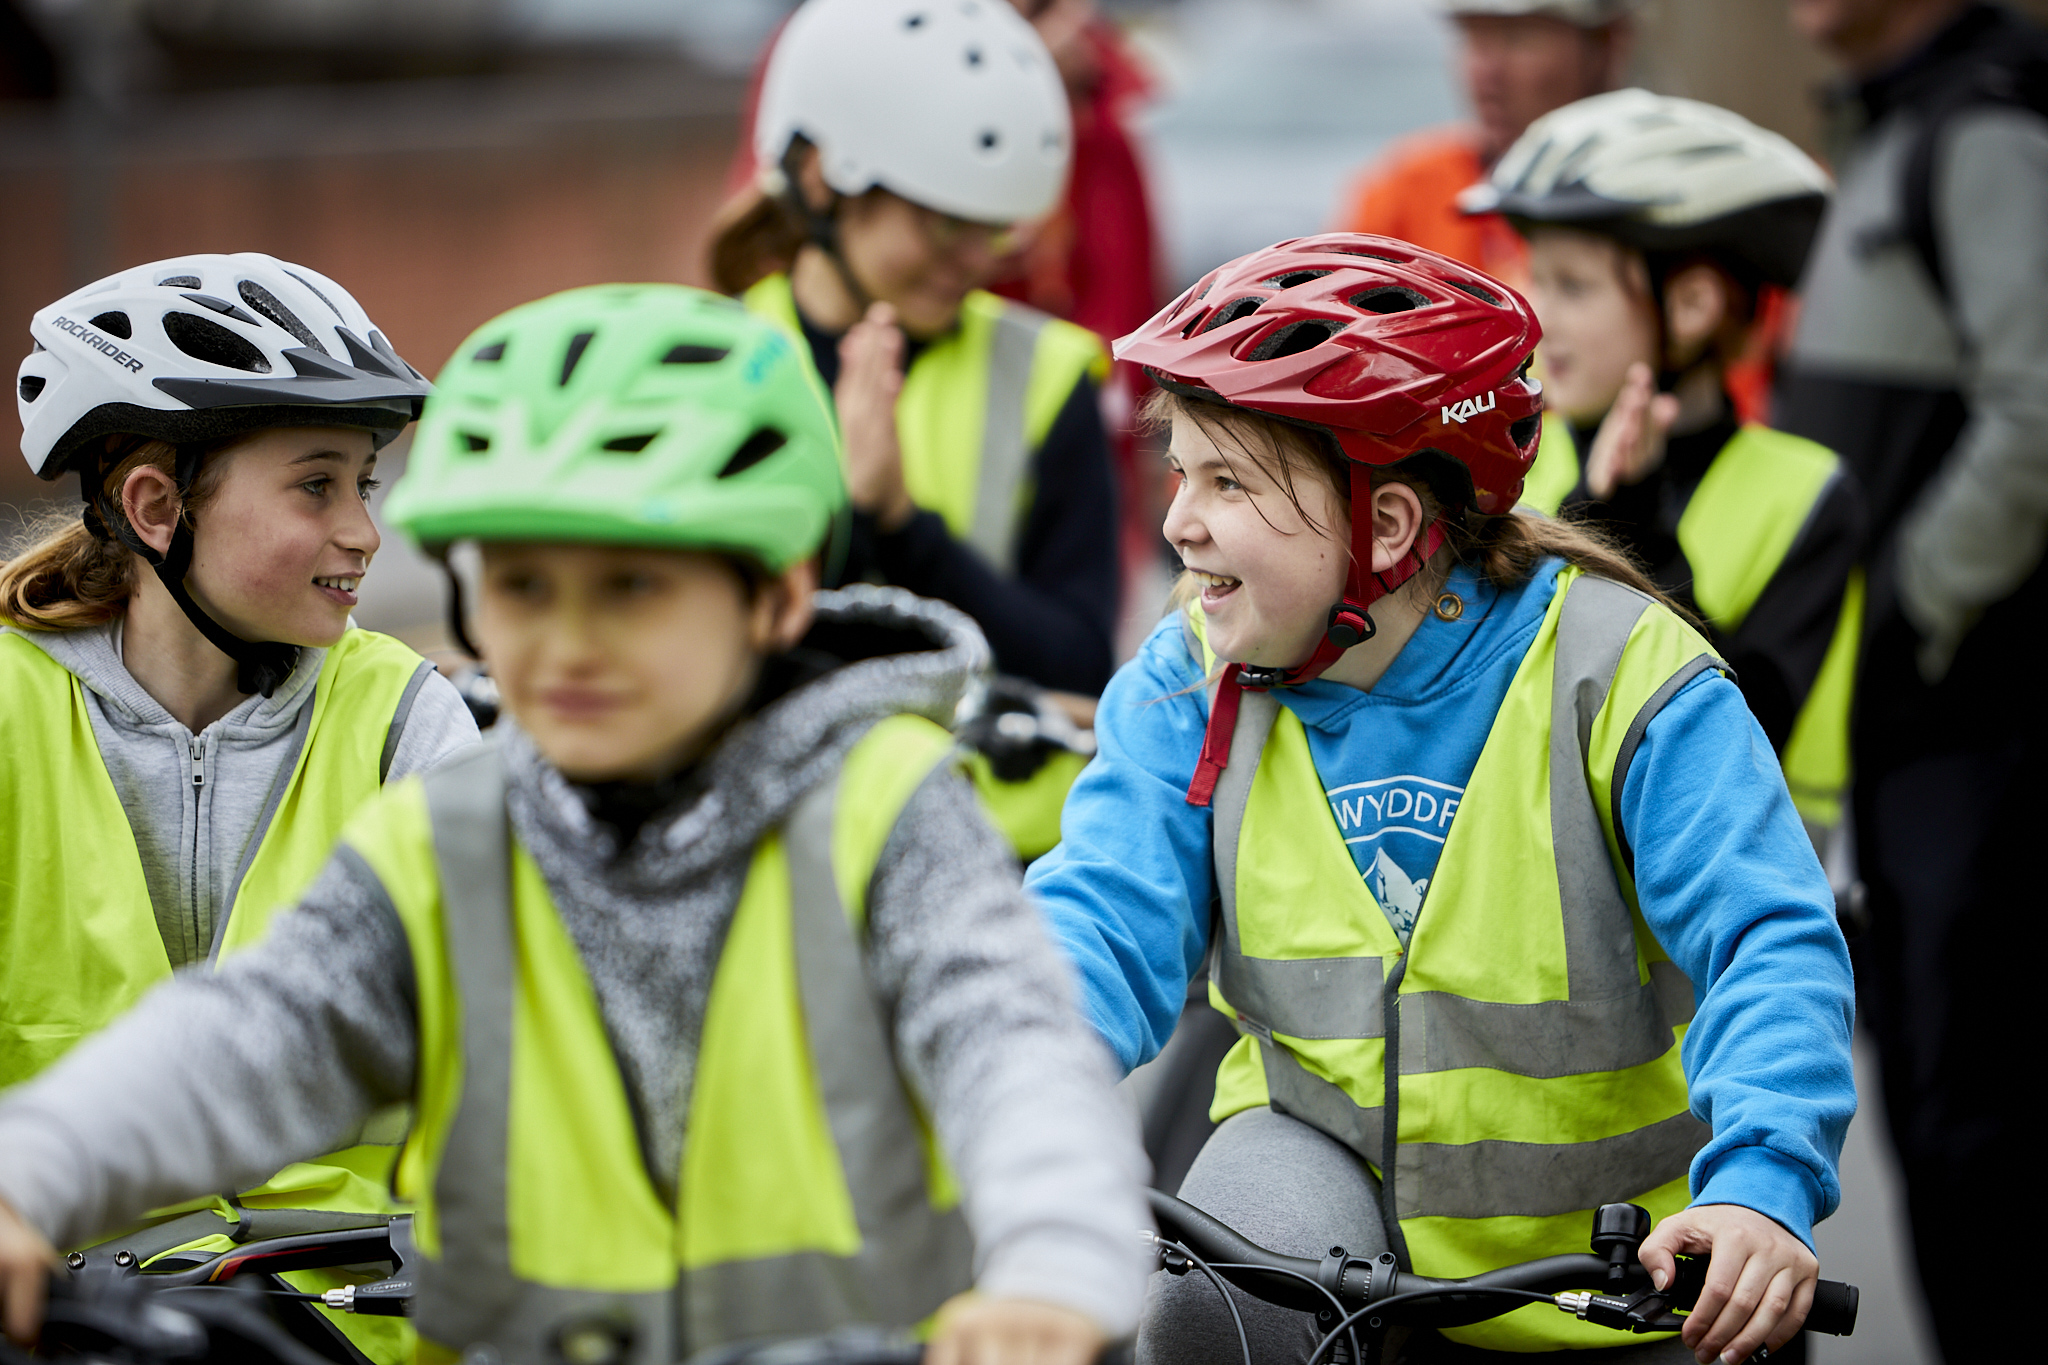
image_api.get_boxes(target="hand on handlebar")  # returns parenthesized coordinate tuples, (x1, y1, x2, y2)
(925, 1292, 1107, 1365)
(0, 1194, 58, 1346)
(1638, 1204, 1816, 1365)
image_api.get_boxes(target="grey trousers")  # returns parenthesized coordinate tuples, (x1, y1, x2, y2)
(1138, 1107, 1701, 1365)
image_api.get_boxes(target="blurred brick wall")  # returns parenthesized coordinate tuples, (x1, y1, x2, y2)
(0, 59, 744, 519)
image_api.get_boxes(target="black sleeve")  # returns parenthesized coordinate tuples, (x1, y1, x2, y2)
(1718, 472, 1866, 751)
(861, 375, 1119, 694)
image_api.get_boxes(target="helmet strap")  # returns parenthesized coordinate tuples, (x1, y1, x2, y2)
(778, 142, 874, 320)
(439, 560, 485, 661)
(103, 444, 299, 698)
(1186, 463, 1449, 806)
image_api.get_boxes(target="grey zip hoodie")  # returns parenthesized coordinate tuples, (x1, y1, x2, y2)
(0, 586, 1152, 1336)
(3, 620, 479, 963)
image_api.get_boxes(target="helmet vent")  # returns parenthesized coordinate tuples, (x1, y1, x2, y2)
(1350, 287, 1428, 315)
(1247, 319, 1341, 362)
(602, 433, 659, 453)
(560, 331, 595, 386)
(979, 129, 1000, 150)
(720, 428, 787, 479)
(462, 434, 490, 452)
(1448, 279, 1503, 306)
(662, 344, 729, 364)
(472, 342, 507, 362)
(1330, 246, 1404, 262)
(1509, 414, 1540, 449)
(164, 311, 272, 374)
(905, 12, 925, 28)
(238, 280, 328, 356)
(1198, 297, 1264, 334)
(1258, 270, 1331, 290)
(89, 311, 132, 339)
(966, 46, 983, 67)
(156, 275, 201, 289)
(284, 270, 346, 322)
(19, 376, 46, 402)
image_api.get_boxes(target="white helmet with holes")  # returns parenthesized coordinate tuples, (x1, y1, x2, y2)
(17, 251, 430, 480)
(1440, 0, 1637, 24)
(754, 0, 1073, 225)
(1467, 88, 1832, 286)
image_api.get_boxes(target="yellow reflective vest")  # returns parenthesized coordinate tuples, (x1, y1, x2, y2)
(1517, 414, 1861, 828)
(742, 273, 1108, 859)
(343, 717, 973, 1365)
(1204, 571, 1721, 1351)
(0, 626, 436, 1363)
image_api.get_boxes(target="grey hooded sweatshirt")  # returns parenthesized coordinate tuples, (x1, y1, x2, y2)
(4, 619, 480, 963)
(0, 586, 1152, 1336)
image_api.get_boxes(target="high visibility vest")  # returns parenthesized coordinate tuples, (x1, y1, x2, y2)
(0, 626, 437, 1086)
(1204, 571, 1722, 1352)
(1515, 416, 1862, 828)
(743, 273, 1109, 576)
(344, 717, 974, 1365)
(743, 274, 1108, 859)
(0, 627, 435, 1364)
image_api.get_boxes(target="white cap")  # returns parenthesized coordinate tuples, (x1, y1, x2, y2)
(754, 0, 1073, 225)
(1441, 0, 1637, 26)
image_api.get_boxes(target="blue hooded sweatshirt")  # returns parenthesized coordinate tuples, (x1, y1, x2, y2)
(1026, 558, 1856, 1247)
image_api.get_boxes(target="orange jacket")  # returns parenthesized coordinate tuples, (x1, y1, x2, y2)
(1334, 126, 1527, 294)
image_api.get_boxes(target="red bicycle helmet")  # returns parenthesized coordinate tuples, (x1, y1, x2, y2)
(1116, 234, 1544, 804)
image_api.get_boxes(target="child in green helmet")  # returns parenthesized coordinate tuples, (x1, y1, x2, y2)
(0, 285, 1149, 1365)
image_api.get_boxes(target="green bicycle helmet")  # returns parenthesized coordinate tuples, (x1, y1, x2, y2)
(386, 283, 844, 570)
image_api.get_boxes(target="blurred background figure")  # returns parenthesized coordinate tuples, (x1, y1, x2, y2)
(1776, 2, 2048, 1359)
(1332, 0, 1636, 293)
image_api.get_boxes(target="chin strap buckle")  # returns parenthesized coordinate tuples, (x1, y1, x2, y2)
(1326, 604, 1377, 650)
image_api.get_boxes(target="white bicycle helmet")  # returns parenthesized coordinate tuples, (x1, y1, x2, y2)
(753, 0, 1072, 226)
(1466, 88, 1832, 286)
(1440, 0, 1637, 24)
(14, 253, 430, 696)
(18, 251, 429, 481)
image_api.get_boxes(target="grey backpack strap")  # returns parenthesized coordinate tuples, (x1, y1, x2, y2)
(413, 742, 519, 1344)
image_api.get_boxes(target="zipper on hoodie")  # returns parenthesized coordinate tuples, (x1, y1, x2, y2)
(189, 733, 206, 961)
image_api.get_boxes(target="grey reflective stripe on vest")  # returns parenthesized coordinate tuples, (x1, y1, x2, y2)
(1210, 575, 1712, 1210)
(685, 780, 972, 1346)
(969, 307, 1048, 574)
(412, 746, 967, 1364)
(380, 659, 438, 784)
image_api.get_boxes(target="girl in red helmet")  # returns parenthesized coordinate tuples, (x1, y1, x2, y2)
(1024, 235, 1854, 1365)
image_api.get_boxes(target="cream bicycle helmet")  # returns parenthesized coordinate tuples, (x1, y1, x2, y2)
(753, 0, 1073, 226)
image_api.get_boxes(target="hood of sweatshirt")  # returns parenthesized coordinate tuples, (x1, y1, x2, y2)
(11, 619, 325, 740)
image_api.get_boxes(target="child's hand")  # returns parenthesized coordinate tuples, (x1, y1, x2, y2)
(834, 302, 916, 533)
(925, 1293, 1107, 1365)
(1584, 362, 1679, 500)
(1638, 1203, 1817, 1365)
(0, 1195, 58, 1345)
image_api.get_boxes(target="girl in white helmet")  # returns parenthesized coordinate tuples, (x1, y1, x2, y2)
(0, 254, 478, 1359)
(710, 0, 1120, 859)
(1471, 89, 1865, 845)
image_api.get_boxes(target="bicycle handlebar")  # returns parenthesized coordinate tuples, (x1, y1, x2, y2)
(1148, 1190, 1859, 1338)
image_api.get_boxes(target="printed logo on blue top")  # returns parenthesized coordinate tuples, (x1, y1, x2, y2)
(1326, 776, 1464, 938)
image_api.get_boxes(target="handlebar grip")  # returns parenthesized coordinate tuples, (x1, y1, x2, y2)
(1804, 1280, 1857, 1336)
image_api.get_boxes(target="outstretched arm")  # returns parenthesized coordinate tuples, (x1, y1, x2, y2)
(0, 854, 417, 1257)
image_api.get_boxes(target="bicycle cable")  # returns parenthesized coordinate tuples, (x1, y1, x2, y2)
(1159, 1238, 1253, 1365)
(1306, 1286, 1559, 1365)
(1205, 1261, 1360, 1365)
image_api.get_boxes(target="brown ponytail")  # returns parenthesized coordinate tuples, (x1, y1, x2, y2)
(1143, 388, 1684, 618)
(0, 435, 227, 632)
(707, 183, 811, 297)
